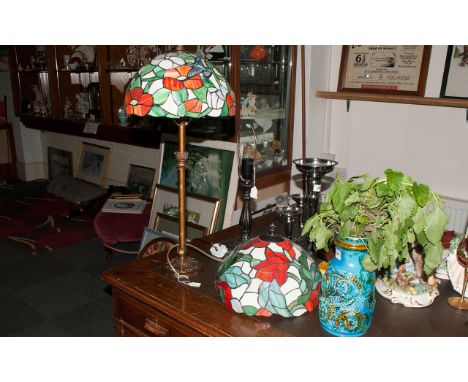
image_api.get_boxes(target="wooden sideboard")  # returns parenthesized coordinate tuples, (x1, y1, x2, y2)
(101, 214, 468, 337)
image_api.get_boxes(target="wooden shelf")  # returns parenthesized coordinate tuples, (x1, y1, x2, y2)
(315, 91, 468, 109)
(20, 115, 162, 149)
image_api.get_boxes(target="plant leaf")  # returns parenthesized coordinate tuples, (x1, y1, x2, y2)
(385, 168, 404, 192)
(424, 207, 449, 245)
(362, 254, 377, 272)
(412, 182, 430, 207)
(332, 183, 353, 214)
(423, 241, 444, 274)
(395, 195, 417, 222)
(338, 219, 353, 239)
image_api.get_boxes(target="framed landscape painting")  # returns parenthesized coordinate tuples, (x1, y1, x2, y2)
(158, 139, 238, 231)
(127, 164, 155, 200)
(47, 147, 73, 180)
(75, 142, 111, 187)
(149, 184, 220, 235)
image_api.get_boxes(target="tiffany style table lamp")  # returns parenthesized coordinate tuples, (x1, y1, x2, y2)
(124, 48, 236, 275)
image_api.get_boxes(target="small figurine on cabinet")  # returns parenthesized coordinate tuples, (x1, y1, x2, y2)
(75, 93, 89, 119)
(63, 97, 72, 119)
(31, 85, 45, 115)
(241, 92, 257, 116)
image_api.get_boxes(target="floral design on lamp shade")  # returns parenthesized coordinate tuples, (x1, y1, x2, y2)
(216, 236, 322, 318)
(124, 51, 236, 119)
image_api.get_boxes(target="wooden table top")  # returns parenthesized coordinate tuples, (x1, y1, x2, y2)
(102, 214, 468, 336)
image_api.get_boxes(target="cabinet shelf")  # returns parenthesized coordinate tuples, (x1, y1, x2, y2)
(315, 91, 468, 109)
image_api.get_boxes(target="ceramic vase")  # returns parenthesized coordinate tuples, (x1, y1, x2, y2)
(319, 236, 375, 336)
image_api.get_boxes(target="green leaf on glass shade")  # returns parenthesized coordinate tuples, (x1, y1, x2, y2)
(258, 280, 290, 316)
(130, 76, 142, 90)
(152, 88, 171, 105)
(412, 182, 430, 207)
(148, 105, 167, 118)
(424, 206, 449, 245)
(153, 65, 166, 80)
(242, 306, 259, 316)
(139, 64, 157, 78)
(172, 88, 188, 105)
(177, 104, 186, 117)
(296, 291, 311, 306)
(192, 87, 208, 102)
(223, 266, 250, 289)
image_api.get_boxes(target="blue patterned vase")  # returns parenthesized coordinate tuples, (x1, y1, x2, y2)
(319, 236, 375, 337)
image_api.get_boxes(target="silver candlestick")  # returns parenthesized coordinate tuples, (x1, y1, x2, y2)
(293, 158, 338, 219)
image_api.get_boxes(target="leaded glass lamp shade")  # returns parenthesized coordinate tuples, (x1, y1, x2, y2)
(125, 51, 235, 119)
(124, 49, 236, 275)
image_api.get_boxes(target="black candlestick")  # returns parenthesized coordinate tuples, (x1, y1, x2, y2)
(239, 178, 253, 242)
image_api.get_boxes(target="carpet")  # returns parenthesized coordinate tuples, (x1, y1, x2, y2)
(0, 192, 96, 255)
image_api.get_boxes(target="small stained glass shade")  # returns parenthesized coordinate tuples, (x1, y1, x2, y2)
(124, 51, 236, 119)
(216, 235, 322, 318)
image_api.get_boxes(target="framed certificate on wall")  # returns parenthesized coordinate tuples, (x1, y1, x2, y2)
(337, 45, 432, 96)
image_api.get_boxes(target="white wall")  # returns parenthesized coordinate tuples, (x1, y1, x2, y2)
(313, 45, 468, 200)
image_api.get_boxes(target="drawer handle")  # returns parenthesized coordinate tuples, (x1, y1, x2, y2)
(144, 318, 169, 336)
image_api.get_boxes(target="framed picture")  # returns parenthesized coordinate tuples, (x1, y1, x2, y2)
(138, 226, 178, 253)
(47, 147, 73, 180)
(158, 139, 238, 231)
(75, 142, 111, 187)
(149, 184, 220, 234)
(127, 164, 156, 200)
(338, 45, 432, 96)
(155, 212, 208, 241)
(440, 45, 468, 99)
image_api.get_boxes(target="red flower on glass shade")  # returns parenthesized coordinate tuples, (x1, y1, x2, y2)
(241, 237, 269, 250)
(125, 88, 153, 116)
(163, 65, 203, 91)
(184, 98, 203, 113)
(253, 248, 290, 286)
(304, 287, 320, 312)
(277, 240, 296, 260)
(255, 308, 273, 317)
(216, 280, 233, 310)
(226, 91, 235, 116)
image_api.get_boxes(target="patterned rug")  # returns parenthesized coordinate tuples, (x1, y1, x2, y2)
(0, 192, 96, 255)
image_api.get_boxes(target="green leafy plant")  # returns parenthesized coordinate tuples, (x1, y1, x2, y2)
(302, 169, 449, 275)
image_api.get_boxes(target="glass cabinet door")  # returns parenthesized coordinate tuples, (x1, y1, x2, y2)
(12, 45, 52, 117)
(54, 46, 100, 121)
(238, 45, 293, 172)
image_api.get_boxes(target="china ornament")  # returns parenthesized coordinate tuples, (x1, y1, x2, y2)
(216, 235, 322, 318)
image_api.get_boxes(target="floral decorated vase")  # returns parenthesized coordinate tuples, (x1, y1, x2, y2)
(216, 235, 322, 318)
(319, 236, 375, 336)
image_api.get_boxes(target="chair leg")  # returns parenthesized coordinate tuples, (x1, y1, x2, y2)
(104, 245, 114, 261)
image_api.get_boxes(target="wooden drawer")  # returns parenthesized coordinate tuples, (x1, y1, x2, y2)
(113, 290, 203, 337)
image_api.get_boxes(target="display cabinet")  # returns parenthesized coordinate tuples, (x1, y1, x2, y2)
(8, 45, 297, 187)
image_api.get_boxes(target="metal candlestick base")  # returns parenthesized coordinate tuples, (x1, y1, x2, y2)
(277, 205, 301, 240)
(447, 296, 468, 310)
(448, 267, 468, 310)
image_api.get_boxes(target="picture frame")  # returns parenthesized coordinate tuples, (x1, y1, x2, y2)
(337, 45, 432, 96)
(440, 45, 468, 99)
(127, 164, 156, 200)
(149, 184, 220, 235)
(75, 142, 111, 187)
(138, 226, 178, 253)
(155, 212, 208, 241)
(47, 147, 73, 180)
(158, 138, 238, 230)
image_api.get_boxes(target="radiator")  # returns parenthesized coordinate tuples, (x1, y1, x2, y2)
(441, 196, 468, 234)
